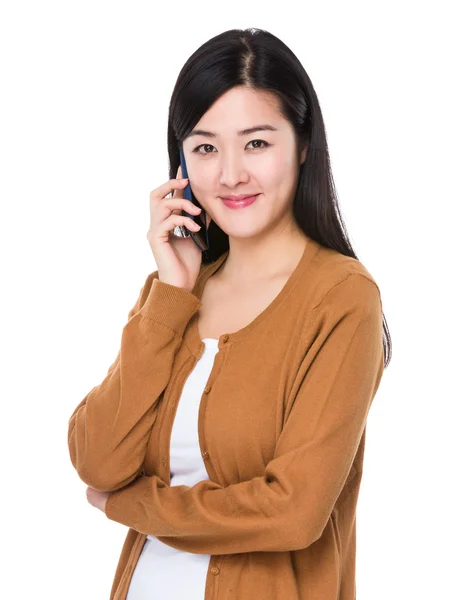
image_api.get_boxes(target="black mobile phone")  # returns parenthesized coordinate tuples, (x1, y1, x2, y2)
(179, 147, 209, 251)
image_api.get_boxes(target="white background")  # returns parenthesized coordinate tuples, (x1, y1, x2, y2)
(1, 1, 452, 598)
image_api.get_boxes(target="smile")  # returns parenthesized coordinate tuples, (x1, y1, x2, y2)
(221, 194, 260, 209)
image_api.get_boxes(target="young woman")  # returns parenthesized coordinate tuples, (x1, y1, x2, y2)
(70, 27, 392, 600)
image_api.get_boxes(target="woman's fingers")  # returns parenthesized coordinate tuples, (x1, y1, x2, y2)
(150, 174, 188, 205)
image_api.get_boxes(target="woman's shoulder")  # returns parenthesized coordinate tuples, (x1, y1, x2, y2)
(305, 240, 382, 315)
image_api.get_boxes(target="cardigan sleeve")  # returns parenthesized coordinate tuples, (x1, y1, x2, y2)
(104, 273, 385, 554)
(67, 272, 202, 492)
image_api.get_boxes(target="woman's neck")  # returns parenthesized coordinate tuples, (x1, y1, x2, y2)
(216, 227, 309, 286)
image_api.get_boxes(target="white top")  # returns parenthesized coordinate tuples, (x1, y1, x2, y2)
(126, 338, 219, 600)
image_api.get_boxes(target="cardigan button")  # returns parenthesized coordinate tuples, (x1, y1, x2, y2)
(221, 334, 229, 343)
(210, 566, 220, 575)
(202, 451, 210, 460)
(204, 384, 211, 393)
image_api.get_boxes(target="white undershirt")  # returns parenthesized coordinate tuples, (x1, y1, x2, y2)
(126, 338, 219, 600)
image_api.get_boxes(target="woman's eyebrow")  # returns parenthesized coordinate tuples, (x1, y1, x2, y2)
(186, 124, 279, 139)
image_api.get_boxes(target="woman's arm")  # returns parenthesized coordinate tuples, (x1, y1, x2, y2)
(67, 272, 202, 492)
(103, 273, 385, 555)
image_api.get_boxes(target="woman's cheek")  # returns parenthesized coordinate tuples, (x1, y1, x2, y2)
(262, 156, 290, 182)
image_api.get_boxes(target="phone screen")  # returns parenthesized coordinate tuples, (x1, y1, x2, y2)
(179, 147, 209, 251)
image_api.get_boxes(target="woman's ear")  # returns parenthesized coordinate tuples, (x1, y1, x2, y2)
(300, 144, 308, 165)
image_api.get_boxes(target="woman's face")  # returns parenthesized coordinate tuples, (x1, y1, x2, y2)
(181, 86, 307, 239)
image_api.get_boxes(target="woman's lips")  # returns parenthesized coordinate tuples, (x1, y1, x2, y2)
(221, 194, 260, 209)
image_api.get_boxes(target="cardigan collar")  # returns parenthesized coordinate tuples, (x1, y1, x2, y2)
(184, 236, 321, 357)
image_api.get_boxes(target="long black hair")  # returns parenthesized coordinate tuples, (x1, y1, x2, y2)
(166, 27, 392, 368)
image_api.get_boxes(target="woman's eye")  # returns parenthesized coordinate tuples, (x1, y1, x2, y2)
(247, 139, 269, 150)
(193, 144, 216, 155)
(192, 139, 270, 155)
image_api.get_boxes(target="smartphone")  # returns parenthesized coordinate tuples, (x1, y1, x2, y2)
(178, 147, 209, 251)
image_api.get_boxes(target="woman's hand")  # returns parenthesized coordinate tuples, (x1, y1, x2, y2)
(86, 486, 112, 513)
(146, 165, 206, 293)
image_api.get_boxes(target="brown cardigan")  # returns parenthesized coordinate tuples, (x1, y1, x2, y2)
(68, 236, 385, 600)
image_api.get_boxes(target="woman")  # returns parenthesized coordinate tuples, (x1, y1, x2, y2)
(69, 27, 392, 600)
